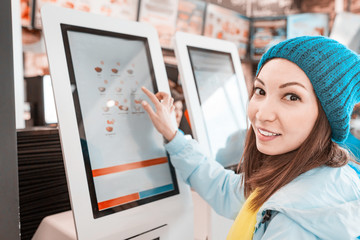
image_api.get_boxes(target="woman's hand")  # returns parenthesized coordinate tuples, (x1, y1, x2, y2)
(141, 87, 177, 142)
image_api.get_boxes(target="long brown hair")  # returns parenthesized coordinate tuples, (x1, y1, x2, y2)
(240, 98, 352, 211)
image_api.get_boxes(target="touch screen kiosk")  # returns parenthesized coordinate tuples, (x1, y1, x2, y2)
(174, 32, 248, 169)
(174, 32, 249, 240)
(41, 6, 193, 240)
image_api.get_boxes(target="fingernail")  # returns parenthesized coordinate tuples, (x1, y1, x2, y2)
(142, 101, 147, 106)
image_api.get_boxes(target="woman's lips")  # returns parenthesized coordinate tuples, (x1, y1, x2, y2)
(256, 127, 281, 141)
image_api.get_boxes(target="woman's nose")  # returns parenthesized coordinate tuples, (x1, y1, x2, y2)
(255, 99, 277, 122)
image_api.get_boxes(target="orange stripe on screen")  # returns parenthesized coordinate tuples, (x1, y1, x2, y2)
(92, 157, 168, 177)
(98, 193, 140, 210)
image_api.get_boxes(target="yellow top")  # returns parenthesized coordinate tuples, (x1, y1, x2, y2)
(226, 189, 260, 240)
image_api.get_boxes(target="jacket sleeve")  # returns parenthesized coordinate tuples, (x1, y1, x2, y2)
(165, 131, 245, 220)
(259, 212, 318, 240)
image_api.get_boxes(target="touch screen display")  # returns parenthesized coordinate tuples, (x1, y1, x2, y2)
(188, 47, 247, 168)
(61, 24, 178, 218)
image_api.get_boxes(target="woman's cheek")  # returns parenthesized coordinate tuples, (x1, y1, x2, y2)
(247, 100, 256, 123)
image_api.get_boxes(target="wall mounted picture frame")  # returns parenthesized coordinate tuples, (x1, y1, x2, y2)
(287, 13, 329, 39)
(33, 0, 139, 29)
(250, 16, 287, 61)
(204, 4, 250, 59)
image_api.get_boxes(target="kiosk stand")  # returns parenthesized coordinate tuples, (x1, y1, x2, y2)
(40, 6, 193, 240)
(175, 32, 249, 240)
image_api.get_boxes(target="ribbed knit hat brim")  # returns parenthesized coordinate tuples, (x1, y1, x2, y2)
(257, 36, 360, 142)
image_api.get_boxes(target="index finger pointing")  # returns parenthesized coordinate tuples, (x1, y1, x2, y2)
(141, 87, 160, 106)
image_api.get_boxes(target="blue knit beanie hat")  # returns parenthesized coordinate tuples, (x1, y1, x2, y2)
(257, 36, 360, 143)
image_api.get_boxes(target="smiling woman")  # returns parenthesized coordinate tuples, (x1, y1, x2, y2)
(242, 57, 347, 212)
(141, 36, 360, 240)
(248, 59, 319, 155)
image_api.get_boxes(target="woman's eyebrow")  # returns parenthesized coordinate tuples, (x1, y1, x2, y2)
(279, 82, 306, 89)
(255, 78, 307, 90)
(254, 77, 265, 85)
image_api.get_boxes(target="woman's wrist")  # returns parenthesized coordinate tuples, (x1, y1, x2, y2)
(164, 129, 177, 142)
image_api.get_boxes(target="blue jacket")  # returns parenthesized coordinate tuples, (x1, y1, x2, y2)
(342, 132, 360, 162)
(166, 132, 360, 239)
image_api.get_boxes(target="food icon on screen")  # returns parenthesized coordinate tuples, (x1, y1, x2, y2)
(127, 69, 134, 75)
(130, 90, 144, 113)
(117, 62, 121, 66)
(95, 67, 102, 73)
(115, 87, 122, 93)
(114, 100, 119, 106)
(111, 68, 118, 74)
(107, 119, 115, 124)
(98, 87, 106, 92)
(134, 99, 142, 104)
(124, 98, 128, 103)
(132, 98, 144, 113)
(100, 61, 104, 65)
(106, 126, 113, 132)
(119, 105, 129, 111)
(102, 107, 110, 112)
(104, 80, 108, 84)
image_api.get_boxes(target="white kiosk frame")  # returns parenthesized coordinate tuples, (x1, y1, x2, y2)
(174, 32, 249, 164)
(174, 32, 249, 240)
(41, 6, 192, 240)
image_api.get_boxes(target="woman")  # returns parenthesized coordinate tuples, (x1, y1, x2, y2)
(141, 36, 360, 239)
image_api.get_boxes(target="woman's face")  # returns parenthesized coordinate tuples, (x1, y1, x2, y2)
(247, 58, 319, 155)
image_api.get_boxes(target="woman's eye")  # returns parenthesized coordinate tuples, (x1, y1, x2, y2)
(254, 87, 265, 96)
(284, 94, 300, 101)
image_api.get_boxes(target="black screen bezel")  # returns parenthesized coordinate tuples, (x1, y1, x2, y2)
(187, 46, 241, 170)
